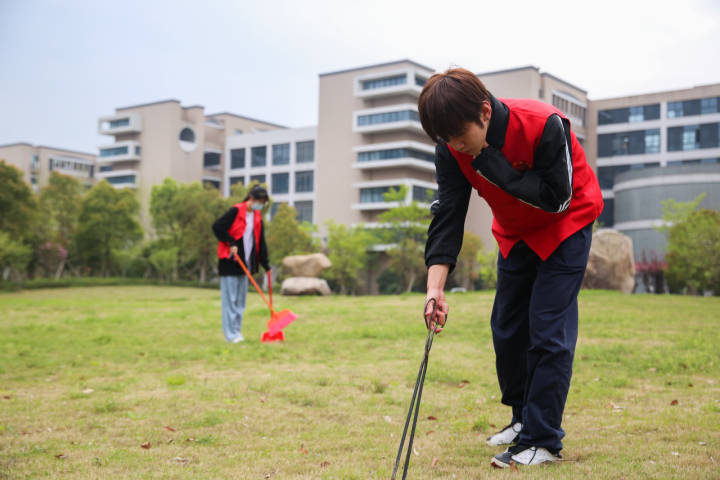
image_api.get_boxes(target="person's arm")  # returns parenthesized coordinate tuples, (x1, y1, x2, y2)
(424, 144, 471, 328)
(258, 220, 271, 271)
(471, 114, 573, 213)
(212, 207, 239, 256)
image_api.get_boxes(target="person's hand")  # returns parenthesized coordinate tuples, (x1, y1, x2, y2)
(424, 288, 449, 333)
(229, 245, 238, 257)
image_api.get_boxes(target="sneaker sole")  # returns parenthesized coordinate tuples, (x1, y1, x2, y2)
(490, 458, 511, 469)
(485, 434, 519, 447)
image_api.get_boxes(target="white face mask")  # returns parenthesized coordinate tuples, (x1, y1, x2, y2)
(251, 202, 264, 211)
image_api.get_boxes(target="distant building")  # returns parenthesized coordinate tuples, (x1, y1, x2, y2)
(0, 142, 95, 190)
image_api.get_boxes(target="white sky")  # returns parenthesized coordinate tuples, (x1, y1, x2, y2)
(1, 0, 719, 152)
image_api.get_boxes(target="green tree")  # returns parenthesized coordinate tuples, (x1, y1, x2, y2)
(74, 181, 142, 275)
(454, 231, 484, 290)
(149, 247, 179, 282)
(0, 231, 32, 282)
(0, 161, 37, 242)
(266, 203, 316, 266)
(38, 172, 83, 278)
(662, 202, 720, 295)
(477, 247, 499, 290)
(324, 221, 371, 294)
(377, 186, 431, 292)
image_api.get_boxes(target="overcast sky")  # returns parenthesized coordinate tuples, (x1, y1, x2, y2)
(1, 0, 719, 153)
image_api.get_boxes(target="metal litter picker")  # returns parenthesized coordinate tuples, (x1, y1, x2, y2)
(391, 298, 447, 479)
(232, 252, 297, 342)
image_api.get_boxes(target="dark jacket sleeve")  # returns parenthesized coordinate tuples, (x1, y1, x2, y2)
(258, 220, 270, 271)
(471, 114, 573, 213)
(424, 144, 472, 273)
(212, 207, 239, 245)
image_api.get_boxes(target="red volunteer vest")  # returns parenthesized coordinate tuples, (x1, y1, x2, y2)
(449, 98, 603, 260)
(217, 201, 263, 260)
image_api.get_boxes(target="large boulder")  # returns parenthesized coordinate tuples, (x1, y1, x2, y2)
(583, 229, 635, 293)
(281, 277, 331, 296)
(282, 253, 332, 277)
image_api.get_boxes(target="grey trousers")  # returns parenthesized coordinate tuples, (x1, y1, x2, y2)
(220, 275, 248, 342)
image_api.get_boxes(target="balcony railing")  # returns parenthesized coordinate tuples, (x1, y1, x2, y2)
(97, 141, 141, 163)
(98, 113, 142, 135)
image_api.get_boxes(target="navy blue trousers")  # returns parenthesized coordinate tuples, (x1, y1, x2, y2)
(490, 223, 592, 452)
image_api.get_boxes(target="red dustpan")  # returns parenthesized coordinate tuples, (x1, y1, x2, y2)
(232, 253, 297, 342)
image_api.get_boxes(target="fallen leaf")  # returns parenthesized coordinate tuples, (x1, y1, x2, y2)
(166, 439, 173, 444)
(299, 444, 309, 455)
(680, 363, 688, 369)
(260, 396, 266, 403)
(320, 461, 330, 467)
(648, 367, 656, 373)
(186, 437, 195, 442)
(141, 442, 151, 449)
(163, 426, 176, 432)
(688, 383, 693, 387)
(172, 456, 189, 463)
(457, 380, 470, 388)
(699, 442, 707, 446)
(670, 399, 678, 406)
(426, 430, 435, 436)
(55, 454, 66, 459)
(489, 423, 496, 428)
(82, 388, 94, 394)
(431, 457, 439, 468)
(2, 395, 10, 400)
(510, 460, 519, 472)
(427, 415, 438, 421)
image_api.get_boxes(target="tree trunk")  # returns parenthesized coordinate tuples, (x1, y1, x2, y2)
(54, 259, 65, 280)
(406, 271, 416, 293)
(199, 259, 207, 283)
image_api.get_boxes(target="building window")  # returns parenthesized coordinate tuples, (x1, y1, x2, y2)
(270, 202, 286, 219)
(179, 127, 195, 142)
(204, 179, 220, 190)
(106, 175, 135, 185)
(361, 74, 407, 90)
(357, 148, 434, 163)
(666, 98, 718, 118)
(99, 165, 113, 172)
(701, 97, 720, 115)
(597, 162, 660, 190)
(271, 172, 289, 194)
(203, 152, 221, 168)
(230, 176, 243, 186)
(272, 143, 290, 165)
(598, 104, 660, 125)
(357, 110, 420, 126)
(295, 170, 314, 193)
(412, 186, 438, 203)
(668, 123, 720, 151)
(109, 118, 130, 128)
(597, 129, 661, 157)
(296, 140, 314, 163)
(230, 149, 245, 169)
(251, 146, 266, 167)
(415, 75, 427, 87)
(597, 198, 614, 227)
(99, 146, 129, 157)
(295, 201, 313, 224)
(235, 129, 243, 135)
(249, 174, 266, 185)
(360, 186, 394, 203)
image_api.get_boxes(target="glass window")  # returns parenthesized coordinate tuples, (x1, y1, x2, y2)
(271, 172, 289, 194)
(251, 146, 266, 167)
(667, 98, 718, 117)
(270, 202, 286, 219)
(683, 99, 701, 116)
(109, 118, 129, 128)
(597, 129, 660, 157)
(296, 140, 314, 163)
(357, 110, 420, 126)
(644, 104, 660, 120)
(597, 198, 614, 227)
(357, 148, 434, 163)
(667, 101, 683, 118)
(272, 143, 290, 165)
(598, 104, 660, 124)
(412, 186, 438, 203)
(204, 179, 220, 190)
(295, 170, 314, 193)
(360, 186, 394, 203)
(669, 123, 720, 151)
(179, 127, 195, 142)
(597, 165, 631, 189)
(361, 74, 407, 90)
(230, 149, 245, 169)
(107, 175, 135, 185)
(415, 75, 427, 87)
(249, 174, 266, 185)
(203, 152, 221, 168)
(294, 201, 313, 224)
(99, 146, 129, 157)
(99, 165, 113, 172)
(230, 176, 243, 186)
(628, 106, 644, 123)
(701, 97, 719, 115)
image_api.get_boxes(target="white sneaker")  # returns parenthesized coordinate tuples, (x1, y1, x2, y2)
(232, 334, 244, 343)
(491, 444, 561, 468)
(486, 422, 522, 446)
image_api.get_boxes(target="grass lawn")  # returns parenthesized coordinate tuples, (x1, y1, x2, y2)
(0, 286, 719, 479)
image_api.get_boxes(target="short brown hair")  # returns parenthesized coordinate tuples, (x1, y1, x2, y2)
(418, 68, 491, 143)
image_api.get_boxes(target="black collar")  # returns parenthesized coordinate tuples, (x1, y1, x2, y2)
(486, 94, 509, 149)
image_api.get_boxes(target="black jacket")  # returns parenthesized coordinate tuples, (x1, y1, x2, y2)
(212, 206, 270, 276)
(425, 94, 574, 272)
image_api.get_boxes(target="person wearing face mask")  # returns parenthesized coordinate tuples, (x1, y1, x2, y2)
(417, 68, 603, 468)
(212, 185, 271, 343)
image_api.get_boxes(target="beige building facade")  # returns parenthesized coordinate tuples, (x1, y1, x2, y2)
(0, 142, 96, 190)
(96, 99, 285, 226)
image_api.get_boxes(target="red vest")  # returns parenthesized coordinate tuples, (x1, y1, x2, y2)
(217, 201, 263, 260)
(449, 98, 603, 260)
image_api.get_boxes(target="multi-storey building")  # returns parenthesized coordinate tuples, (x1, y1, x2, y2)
(97, 99, 285, 225)
(224, 126, 317, 223)
(587, 84, 720, 262)
(0, 142, 96, 190)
